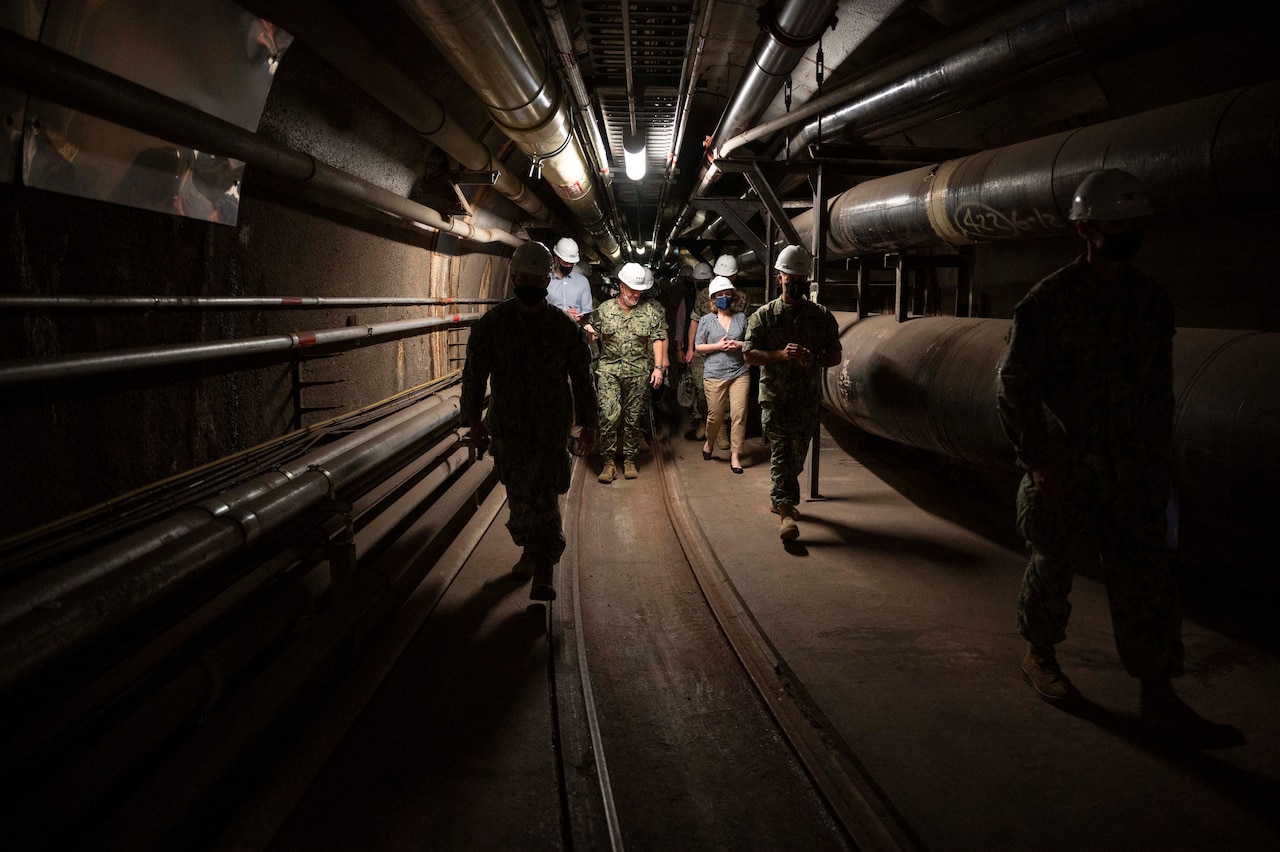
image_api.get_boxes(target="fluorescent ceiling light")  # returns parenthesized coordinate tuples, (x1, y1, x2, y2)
(624, 130, 646, 181)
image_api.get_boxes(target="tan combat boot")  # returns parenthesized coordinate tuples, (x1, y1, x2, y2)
(778, 505, 799, 541)
(1021, 644, 1080, 705)
(511, 549, 536, 580)
(637, 434, 650, 452)
(598, 460, 616, 483)
(694, 421, 706, 440)
(716, 431, 730, 450)
(623, 458, 639, 479)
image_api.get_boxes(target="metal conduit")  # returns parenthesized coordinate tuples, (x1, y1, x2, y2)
(541, 0, 614, 180)
(240, 0, 553, 222)
(0, 311, 481, 388)
(0, 296, 502, 310)
(394, 0, 622, 261)
(789, 80, 1280, 257)
(0, 29, 522, 248)
(0, 388, 461, 628)
(823, 315, 1280, 563)
(667, 0, 837, 251)
(0, 393, 467, 690)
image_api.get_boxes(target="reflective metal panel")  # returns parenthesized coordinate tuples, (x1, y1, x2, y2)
(0, 1, 49, 184)
(22, 0, 291, 224)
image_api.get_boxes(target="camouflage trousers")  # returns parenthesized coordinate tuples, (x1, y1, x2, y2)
(761, 404, 818, 510)
(598, 370, 648, 460)
(1015, 471, 1183, 679)
(505, 479, 566, 567)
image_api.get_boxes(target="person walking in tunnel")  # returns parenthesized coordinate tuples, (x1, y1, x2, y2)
(743, 245, 842, 542)
(696, 275, 750, 474)
(997, 169, 1242, 748)
(596, 262, 667, 483)
(462, 241, 598, 602)
(681, 260, 714, 440)
(548, 236, 596, 340)
(689, 254, 749, 451)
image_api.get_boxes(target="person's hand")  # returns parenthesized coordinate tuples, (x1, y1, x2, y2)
(468, 419, 491, 457)
(567, 308, 581, 321)
(784, 343, 813, 367)
(650, 366, 664, 389)
(573, 428, 597, 457)
(1032, 468, 1062, 499)
(722, 339, 740, 352)
(683, 347, 695, 364)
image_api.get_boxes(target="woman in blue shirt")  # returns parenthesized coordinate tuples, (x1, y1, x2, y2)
(695, 276, 750, 473)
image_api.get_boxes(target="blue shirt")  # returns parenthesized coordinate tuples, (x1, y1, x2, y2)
(547, 269, 593, 318)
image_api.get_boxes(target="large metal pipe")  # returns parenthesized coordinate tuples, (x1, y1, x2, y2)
(239, 0, 553, 222)
(395, 0, 621, 261)
(791, 80, 1280, 257)
(768, 0, 1231, 161)
(823, 315, 1280, 566)
(0, 393, 466, 689)
(0, 295, 500, 310)
(665, 0, 837, 253)
(0, 29, 521, 248)
(541, 0, 613, 179)
(0, 311, 480, 388)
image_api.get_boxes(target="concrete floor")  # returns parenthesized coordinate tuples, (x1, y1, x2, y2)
(266, 409, 1280, 850)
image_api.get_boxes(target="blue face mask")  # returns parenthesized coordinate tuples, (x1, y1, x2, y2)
(714, 295, 732, 310)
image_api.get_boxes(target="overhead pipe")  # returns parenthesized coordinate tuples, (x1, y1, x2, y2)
(823, 315, 1280, 571)
(0, 392, 468, 690)
(540, 0, 613, 182)
(0, 30, 522, 248)
(239, 0, 554, 222)
(0, 311, 482, 388)
(665, 0, 837, 253)
(789, 80, 1280, 257)
(394, 0, 622, 261)
(777, 0, 1235, 161)
(0, 389, 461, 628)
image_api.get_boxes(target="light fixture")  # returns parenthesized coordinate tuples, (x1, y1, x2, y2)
(636, 244, 646, 256)
(623, 129, 646, 181)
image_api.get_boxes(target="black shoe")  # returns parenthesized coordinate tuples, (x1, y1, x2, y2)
(702, 447, 713, 460)
(731, 466, 744, 474)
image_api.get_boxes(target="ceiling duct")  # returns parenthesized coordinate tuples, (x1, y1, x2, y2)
(395, 0, 621, 261)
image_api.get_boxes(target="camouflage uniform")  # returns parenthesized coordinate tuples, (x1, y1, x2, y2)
(596, 295, 667, 460)
(997, 256, 1181, 679)
(460, 299, 598, 567)
(688, 284, 750, 420)
(743, 296, 841, 511)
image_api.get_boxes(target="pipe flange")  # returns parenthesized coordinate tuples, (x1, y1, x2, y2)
(307, 463, 337, 499)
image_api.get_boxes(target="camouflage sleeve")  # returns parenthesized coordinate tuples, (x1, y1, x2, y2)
(650, 300, 668, 340)
(996, 299, 1051, 469)
(742, 305, 765, 353)
(459, 316, 492, 423)
(820, 308, 841, 358)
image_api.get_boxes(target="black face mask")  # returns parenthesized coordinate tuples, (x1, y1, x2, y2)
(783, 281, 809, 301)
(513, 286, 547, 306)
(556, 262, 573, 277)
(1097, 230, 1144, 261)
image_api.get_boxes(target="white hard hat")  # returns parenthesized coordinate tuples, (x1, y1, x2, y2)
(643, 267, 655, 288)
(510, 241, 553, 279)
(1068, 169, 1155, 221)
(712, 254, 738, 276)
(552, 236, 580, 263)
(774, 244, 812, 277)
(692, 261, 713, 281)
(618, 262, 650, 290)
(709, 275, 734, 296)
(677, 263, 696, 281)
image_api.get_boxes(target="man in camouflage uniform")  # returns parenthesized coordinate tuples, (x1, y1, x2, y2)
(596, 262, 667, 482)
(462, 241, 598, 602)
(687, 254, 750, 449)
(997, 169, 1240, 748)
(743, 245, 841, 542)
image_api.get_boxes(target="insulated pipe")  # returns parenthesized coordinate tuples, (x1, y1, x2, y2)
(541, 0, 613, 179)
(395, 0, 621, 261)
(669, 0, 838, 250)
(239, 0, 553, 221)
(0, 29, 522, 248)
(789, 80, 1280, 256)
(0, 389, 460, 628)
(0, 312, 481, 387)
(722, 0, 1227, 162)
(0, 394, 466, 689)
(823, 315, 1280, 562)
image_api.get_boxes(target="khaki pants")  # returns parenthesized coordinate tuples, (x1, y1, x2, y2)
(703, 374, 750, 453)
